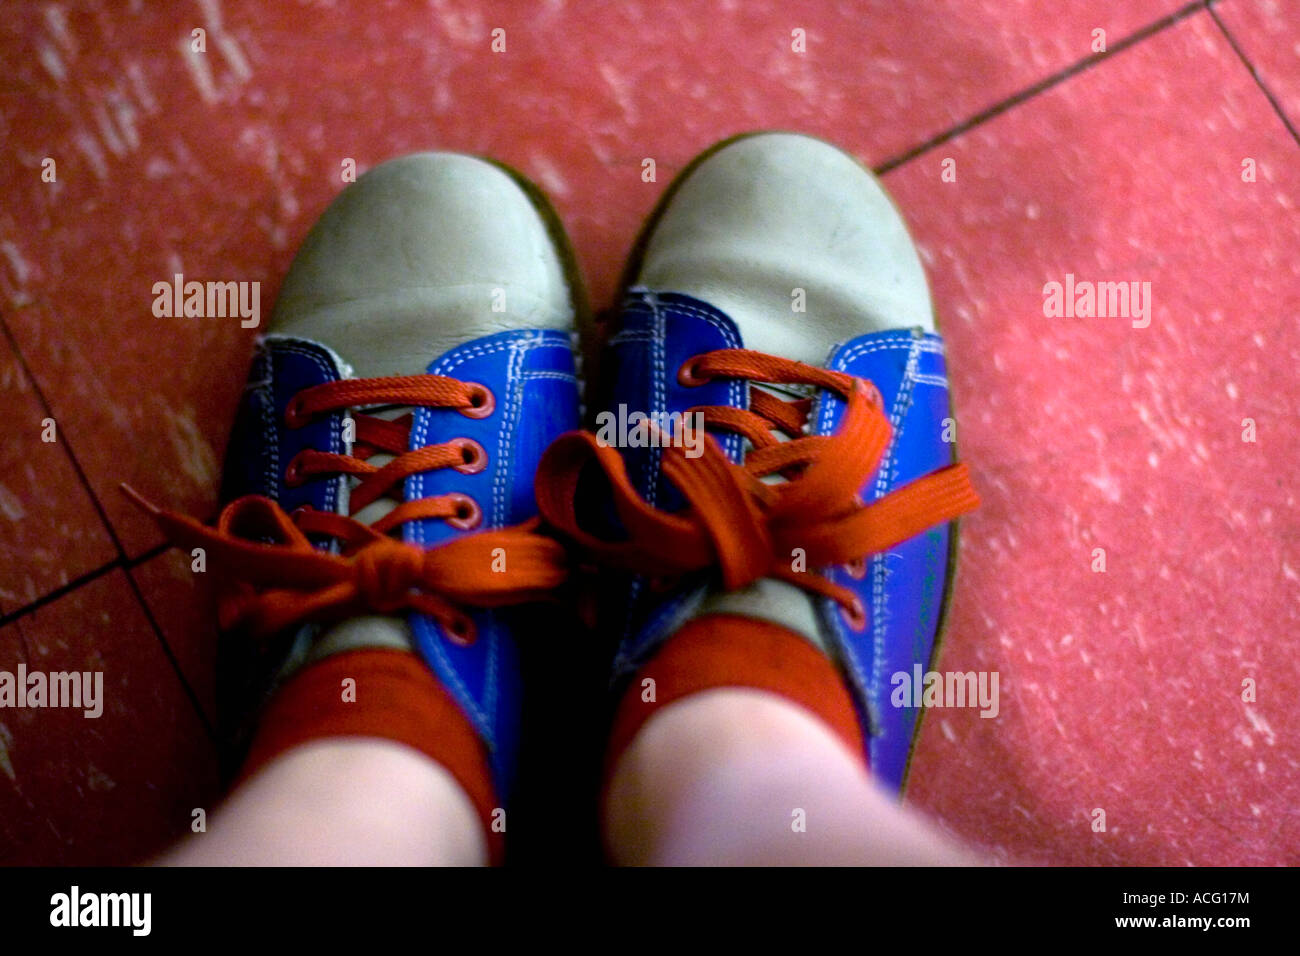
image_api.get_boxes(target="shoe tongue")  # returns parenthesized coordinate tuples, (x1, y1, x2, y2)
(693, 578, 832, 655)
(759, 380, 816, 401)
(295, 312, 505, 527)
(750, 380, 814, 463)
(676, 305, 831, 651)
(613, 292, 835, 652)
(349, 405, 409, 528)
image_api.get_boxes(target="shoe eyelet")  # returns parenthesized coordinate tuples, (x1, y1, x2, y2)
(446, 493, 482, 530)
(444, 613, 478, 647)
(845, 556, 867, 580)
(677, 358, 709, 387)
(450, 438, 487, 475)
(284, 395, 311, 428)
(459, 384, 495, 419)
(284, 453, 307, 487)
(840, 596, 867, 632)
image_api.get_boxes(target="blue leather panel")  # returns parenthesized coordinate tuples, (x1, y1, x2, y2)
(221, 334, 347, 518)
(597, 290, 746, 678)
(403, 329, 580, 795)
(595, 292, 957, 794)
(224, 328, 578, 802)
(815, 329, 955, 792)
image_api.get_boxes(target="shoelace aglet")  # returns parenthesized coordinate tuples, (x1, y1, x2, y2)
(118, 482, 163, 517)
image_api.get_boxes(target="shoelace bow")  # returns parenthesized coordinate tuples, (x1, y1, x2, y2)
(124, 375, 566, 644)
(534, 348, 980, 628)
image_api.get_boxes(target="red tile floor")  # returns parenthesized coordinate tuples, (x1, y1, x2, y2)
(0, 0, 1296, 865)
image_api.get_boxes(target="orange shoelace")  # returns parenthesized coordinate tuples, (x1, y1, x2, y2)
(534, 349, 980, 628)
(124, 375, 566, 644)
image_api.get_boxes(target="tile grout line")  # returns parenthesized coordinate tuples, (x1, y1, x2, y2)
(0, 0, 1278, 769)
(874, 0, 1209, 175)
(122, 563, 218, 741)
(1206, 0, 1300, 149)
(0, 312, 129, 559)
(0, 540, 218, 742)
(0, 543, 175, 629)
(0, 540, 218, 741)
(1, 558, 125, 630)
(0, 310, 216, 741)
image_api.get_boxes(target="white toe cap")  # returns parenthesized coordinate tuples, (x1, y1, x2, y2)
(638, 133, 933, 365)
(272, 152, 574, 378)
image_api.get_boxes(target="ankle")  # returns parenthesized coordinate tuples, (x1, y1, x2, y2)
(603, 688, 869, 865)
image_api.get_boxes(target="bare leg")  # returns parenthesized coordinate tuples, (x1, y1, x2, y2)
(160, 738, 487, 866)
(605, 688, 979, 866)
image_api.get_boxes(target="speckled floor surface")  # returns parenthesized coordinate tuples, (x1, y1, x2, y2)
(0, 0, 1296, 865)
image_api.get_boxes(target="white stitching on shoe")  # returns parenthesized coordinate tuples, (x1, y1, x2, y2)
(406, 331, 573, 739)
(867, 339, 920, 724)
(412, 333, 572, 534)
(910, 371, 949, 387)
(615, 293, 746, 644)
(649, 297, 745, 461)
(273, 340, 344, 513)
(815, 333, 942, 740)
(519, 370, 579, 383)
(647, 292, 666, 507)
(838, 336, 946, 364)
(493, 337, 526, 528)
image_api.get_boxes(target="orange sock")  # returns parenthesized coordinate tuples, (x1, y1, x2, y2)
(237, 648, 502, 864)
(605, 613, 867, 781)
